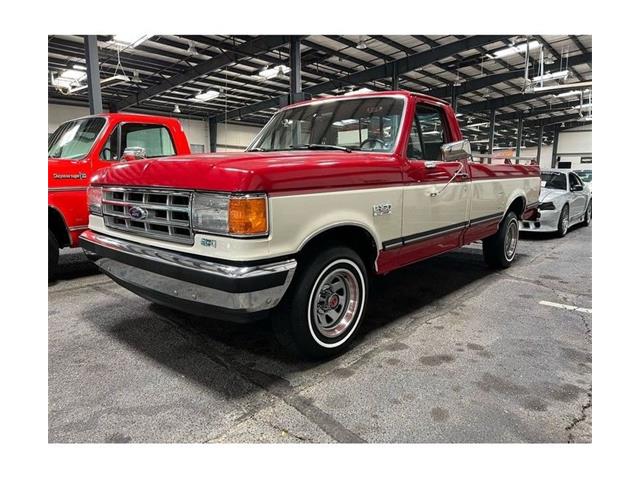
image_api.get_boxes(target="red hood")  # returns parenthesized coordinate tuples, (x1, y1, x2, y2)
(90, 151, 403, 193)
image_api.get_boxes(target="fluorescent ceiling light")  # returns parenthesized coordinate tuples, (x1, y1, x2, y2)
(570, 103, 592, 110)
(258, 65, 290, 80)
(72, 64, 86, 71)
(463, 122, 490, 129)
(111, 34, 148, 48)
(490, 40, 540, 59)
(532, 70, 569, 83)
(555, 90, 582, 98)
(60, 69, 86, 80)
(194, 90, 220, 102)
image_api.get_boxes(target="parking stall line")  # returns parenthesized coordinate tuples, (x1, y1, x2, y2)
(539, 300, 592, 314)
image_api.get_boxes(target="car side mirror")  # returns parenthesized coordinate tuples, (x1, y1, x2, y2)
(440, 139, 471, 162)
(121, 146, 146, 161)
(572, 185, 584, 192)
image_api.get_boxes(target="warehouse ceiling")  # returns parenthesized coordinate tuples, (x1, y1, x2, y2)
(48, 34, 592, 149)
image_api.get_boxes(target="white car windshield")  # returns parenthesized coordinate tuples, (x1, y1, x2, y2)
(48, 117, 106, 159)
(248, 97, 405, 153)
(541, 172, 567, 190)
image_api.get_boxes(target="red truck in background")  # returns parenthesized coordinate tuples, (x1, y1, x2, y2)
(48, 113, 191, 279)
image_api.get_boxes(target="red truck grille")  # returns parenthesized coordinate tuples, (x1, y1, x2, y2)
(102, 187, 193, 245)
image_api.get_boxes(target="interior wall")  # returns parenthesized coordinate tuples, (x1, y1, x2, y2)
(216, 123, 262, 152)
(555, 125, 592, 169)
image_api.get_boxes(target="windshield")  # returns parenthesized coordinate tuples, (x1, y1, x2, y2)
(575, 170, 592, 183)
(541, 172, 567, 190)
(249, 97, 405, 152)
(48, 117, 106, 159)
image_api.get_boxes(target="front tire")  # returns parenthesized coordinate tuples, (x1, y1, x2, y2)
(557, 204, 569, 237)
(49, 229, 59, 281)
(483, 211, 519, 269)
(272, 246, 368, 359)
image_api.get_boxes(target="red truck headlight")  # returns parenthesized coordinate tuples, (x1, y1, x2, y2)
(87, 186, 103, 216)
(192, 193, 268, 237)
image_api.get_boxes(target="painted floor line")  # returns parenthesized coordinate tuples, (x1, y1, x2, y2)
(539, 300, 592, 314)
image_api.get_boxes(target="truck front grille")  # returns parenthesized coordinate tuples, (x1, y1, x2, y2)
(102, 187, 193, 244)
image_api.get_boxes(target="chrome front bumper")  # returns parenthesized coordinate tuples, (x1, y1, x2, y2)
(80, 230, 297, 319)
(520, 209, 561, 233)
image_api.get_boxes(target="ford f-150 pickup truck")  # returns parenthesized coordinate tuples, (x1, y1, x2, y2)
(48, 112, 191, 279)
(80, 91, 540, 358)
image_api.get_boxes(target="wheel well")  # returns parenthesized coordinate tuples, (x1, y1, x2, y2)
(48, 207, 70, 248)
(298, 225, 378, 274)
(507, 196, 526, 219)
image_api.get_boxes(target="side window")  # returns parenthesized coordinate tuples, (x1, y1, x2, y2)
(406, 104, 446, 161)
(100, 128, 119, 161)
(122, 124, 176, 158)
(415, 105, 446, 160)
(407, 120, 424, 160)
(569, 173, 581, 189)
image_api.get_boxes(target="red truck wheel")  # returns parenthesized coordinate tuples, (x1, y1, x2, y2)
(482, 211, 519, 269)
(273, 246, 368, 359)
(49, 229, 59, 281)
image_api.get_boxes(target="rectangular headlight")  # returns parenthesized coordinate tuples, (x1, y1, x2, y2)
(539, 201, 555, 211)
(192, 193, 269, 237)
(87, 186, 103, 216)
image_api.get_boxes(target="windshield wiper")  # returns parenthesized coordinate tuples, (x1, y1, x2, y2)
(288, 144, 352, 153)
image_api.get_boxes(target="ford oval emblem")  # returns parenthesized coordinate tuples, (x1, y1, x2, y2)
(128, 206, 148, 220)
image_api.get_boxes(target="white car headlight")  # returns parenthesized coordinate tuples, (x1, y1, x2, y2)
(87, 186, 103, 216)
(191, 193, 268, 237)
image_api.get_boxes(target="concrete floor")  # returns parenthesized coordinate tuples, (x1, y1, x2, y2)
(49, 225, 592, 443)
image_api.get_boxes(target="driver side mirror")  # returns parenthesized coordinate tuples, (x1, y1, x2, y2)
(440, 139, 471, 162)
(571, 184, 584, 192)
(121, 146, 146, 161)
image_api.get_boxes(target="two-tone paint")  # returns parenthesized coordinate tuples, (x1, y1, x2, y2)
(48, 113, 191, 249)
(88, 91, 540, 275)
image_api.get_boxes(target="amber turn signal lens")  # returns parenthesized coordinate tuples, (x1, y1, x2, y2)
(228, 196, 268, 235)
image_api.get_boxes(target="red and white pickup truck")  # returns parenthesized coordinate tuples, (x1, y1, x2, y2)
(80, 91, 540, 358)
(48, 112, 191, 278)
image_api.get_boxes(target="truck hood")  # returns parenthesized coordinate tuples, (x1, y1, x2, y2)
(90, 151, 402, 193)
(539, 187, 566, 203)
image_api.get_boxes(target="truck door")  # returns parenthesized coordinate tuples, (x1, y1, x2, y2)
(400, 103, 471, 261)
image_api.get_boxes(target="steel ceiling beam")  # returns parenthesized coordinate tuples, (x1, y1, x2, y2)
(211, 35, 512, 122)
(114, 35, 290, 110)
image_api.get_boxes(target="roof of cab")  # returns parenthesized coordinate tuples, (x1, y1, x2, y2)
(280, 89, 451, 111)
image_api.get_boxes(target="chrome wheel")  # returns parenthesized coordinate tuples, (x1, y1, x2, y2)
(504, 219, 518, 261)
(312, 267, 361, 339)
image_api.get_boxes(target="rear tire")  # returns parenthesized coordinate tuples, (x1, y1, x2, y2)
(557, 204, 569, 237)
(483, 211, 519, 269)
(272, 246, 368, 359)
(581, 200, 592, 227)
(48, 229, 59, 281)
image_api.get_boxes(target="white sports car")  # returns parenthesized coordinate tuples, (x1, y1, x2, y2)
(520, 169, 592, 236)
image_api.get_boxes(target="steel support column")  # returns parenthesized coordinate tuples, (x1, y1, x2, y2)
(488, 109, 496, 160)
(208, 118, 217, 153)
(551, 124, 561, 168)
(83, 35, 102, 114)
(516, 114, 524, 160)
(391, 63, 399, 90)
(289, 35, 302, 103)
(450, 83, 458, 113)
(536, 124, 544, 165)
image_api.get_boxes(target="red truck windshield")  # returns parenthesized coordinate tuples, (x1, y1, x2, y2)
(248, 96, 405, 153)
(48, 117, 106, 160)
